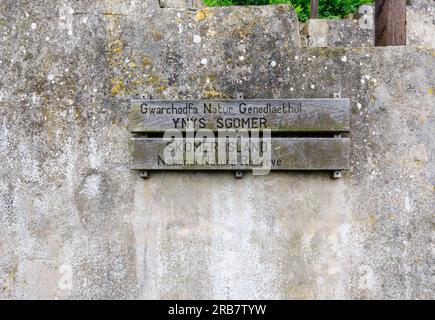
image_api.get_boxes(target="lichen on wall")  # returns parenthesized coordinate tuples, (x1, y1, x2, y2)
(0, 0, 433, 299)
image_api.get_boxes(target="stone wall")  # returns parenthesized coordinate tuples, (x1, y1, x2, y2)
(407, 1, 435, 48)
(301, 18, 374, 48)
(0, 1, 433, 299)
(303, 3, 434, 48)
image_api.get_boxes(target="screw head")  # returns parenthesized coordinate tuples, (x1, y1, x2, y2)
(140, 171, 150, 179)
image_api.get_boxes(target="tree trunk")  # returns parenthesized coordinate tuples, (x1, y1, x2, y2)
(310, 0, 319, 19)
(375, 0, 407, 46)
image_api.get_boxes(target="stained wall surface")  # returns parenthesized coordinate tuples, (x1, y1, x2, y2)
(0, 1, 433, 299)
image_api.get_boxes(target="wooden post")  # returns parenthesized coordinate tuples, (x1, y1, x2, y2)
(310, 0, 319, 19)
(375, 0, 407, 46)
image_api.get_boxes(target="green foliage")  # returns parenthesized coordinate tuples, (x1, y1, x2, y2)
(203, 0, 374, 22)
(204, 0, 238, 6)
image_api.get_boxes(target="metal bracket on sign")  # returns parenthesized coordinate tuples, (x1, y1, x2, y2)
(331, 92, 342, 179)
(139, 94, 150, 179)
(235, 92, 244, 179)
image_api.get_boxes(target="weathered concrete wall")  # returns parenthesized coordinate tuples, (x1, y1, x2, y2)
(302, 18, 374, 48)
(303, 3, 435, 48)
(0, 1, 434, 299)
(407, 1, 435, 48)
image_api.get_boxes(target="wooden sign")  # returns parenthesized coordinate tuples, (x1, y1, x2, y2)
(130, 99, 350, 133)
(130, 98, 351, 174)
(130, 137, 350, 171)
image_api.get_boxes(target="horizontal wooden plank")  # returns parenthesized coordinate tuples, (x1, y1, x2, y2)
(130, 99, 350, 133)
(130, 137, 350, 170)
